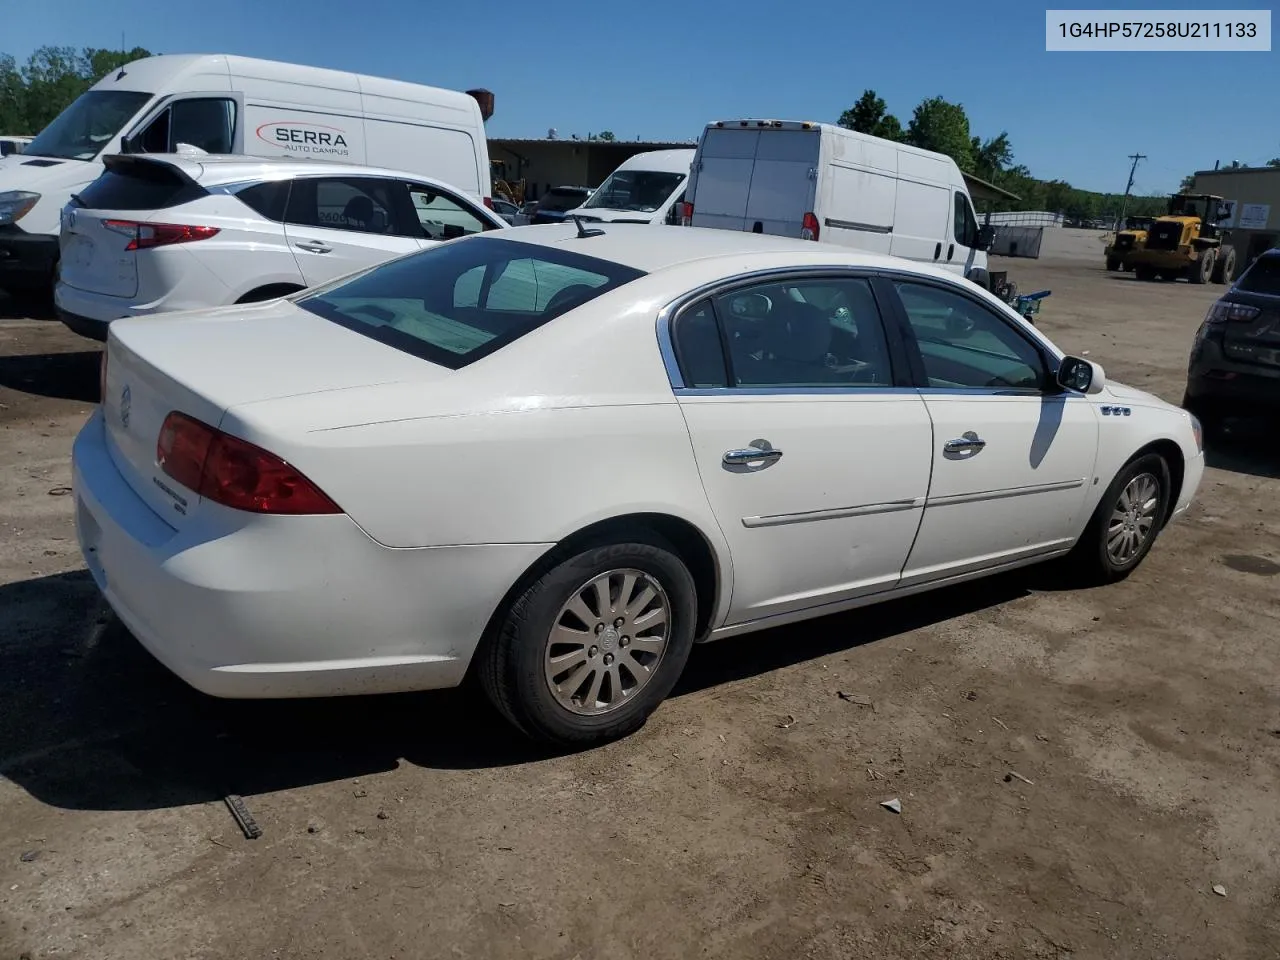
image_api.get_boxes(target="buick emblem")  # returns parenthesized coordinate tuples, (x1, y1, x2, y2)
(119, 384, 131, 429)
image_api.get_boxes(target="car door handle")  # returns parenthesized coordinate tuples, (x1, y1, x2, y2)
(943, 434, 986, 453)
(723, 446, 783, 465)
(295, 240, 332, 254)
(947, 243, 955, 260)
(934, 242, 942, 259)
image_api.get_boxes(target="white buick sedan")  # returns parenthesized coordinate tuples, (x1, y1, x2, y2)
(73, 225, 1205, 745)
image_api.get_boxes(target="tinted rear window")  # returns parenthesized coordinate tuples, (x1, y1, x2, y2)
(296, 237, 646, 369)
(1237, 255, 1280, 295)
(236, 180, 290, 222)
(76, 162, 206, 211)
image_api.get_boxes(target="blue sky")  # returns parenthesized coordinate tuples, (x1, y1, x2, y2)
(5, 0, 1276, 194)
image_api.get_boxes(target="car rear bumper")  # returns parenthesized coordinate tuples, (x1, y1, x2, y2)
(56, 304, 111, 341)
(1186, 342, 1280, 415)
(72, 409, 549, 699)
(0, 227, 59, 292)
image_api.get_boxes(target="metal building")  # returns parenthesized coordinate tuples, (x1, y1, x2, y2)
(1192, 167, 1280, 269)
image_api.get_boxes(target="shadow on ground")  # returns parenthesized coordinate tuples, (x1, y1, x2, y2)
(0, 567, 1032, 812)
(0, 293, 55, 322)
(1205, 419, 1280, 481)
(0, 350, 101, 403)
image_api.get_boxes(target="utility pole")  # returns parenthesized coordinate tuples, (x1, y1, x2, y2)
(1116, 152, 1146, 229)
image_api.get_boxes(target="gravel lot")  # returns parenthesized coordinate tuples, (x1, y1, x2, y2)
(2, 252, 1278, 960)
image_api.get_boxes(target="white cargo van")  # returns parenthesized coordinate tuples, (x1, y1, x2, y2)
(0, 54, 492, 295)
(683, 120, 995, 288)
(568, 149, 694, 225)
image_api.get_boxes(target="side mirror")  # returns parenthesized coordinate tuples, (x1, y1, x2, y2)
(976, 224, 996, 251)
(1057, 356, 1105, 394)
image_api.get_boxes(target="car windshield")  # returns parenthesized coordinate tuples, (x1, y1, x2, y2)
(1237, 256, 1280, 295)
(297, 237, 646, 369)
(24, 90, 153, 161)
(538, 189, 589, 212)
(583, 170, 685, 212)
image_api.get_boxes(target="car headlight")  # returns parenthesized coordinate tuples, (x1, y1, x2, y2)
(0, 191, 40, 226)
(1189, 413, 1203, 454)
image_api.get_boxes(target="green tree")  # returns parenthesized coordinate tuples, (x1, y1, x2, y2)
(0, 44, 153, 134)
(1267, 158, 1280, 168)
(971, 132, 1012, 180)
(905, 96, 974, 171)
(1179, 174, 1196, 192)
(0, 53, 25, 132)
(597, 130, 615, 142)
(837, 89, 904, 141)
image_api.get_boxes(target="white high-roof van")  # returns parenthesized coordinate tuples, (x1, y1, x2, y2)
(568, 148, 695, 225)
(0, 54, 492, 295)
(683, 120, 995, 288)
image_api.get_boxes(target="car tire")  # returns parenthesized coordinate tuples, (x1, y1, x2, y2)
(1067, 452, 1171, 586)
(1211, 247, 1236, 284)
(480, 534, 698, 746)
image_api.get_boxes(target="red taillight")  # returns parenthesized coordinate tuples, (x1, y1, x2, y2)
(680, 201, 693, 226)
(801, 212, 820, 241)
(157, 412, 341, 515)
(103, 219, 220, 251)
(482, 196, 495, 211)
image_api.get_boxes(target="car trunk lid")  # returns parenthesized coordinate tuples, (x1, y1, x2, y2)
(101, 299, 448, 528)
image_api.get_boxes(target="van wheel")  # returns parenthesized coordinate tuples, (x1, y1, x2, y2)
(1066, 453, 1171, 586)
(480, 536, 697, 746)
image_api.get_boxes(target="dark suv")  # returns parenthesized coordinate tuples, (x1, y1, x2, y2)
(1183, 249, 1280, 433)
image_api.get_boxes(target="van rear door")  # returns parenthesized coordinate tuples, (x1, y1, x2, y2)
(690, 127, 820, 237)
(742, 128, 819, 238)
(688, 128, 758, 232)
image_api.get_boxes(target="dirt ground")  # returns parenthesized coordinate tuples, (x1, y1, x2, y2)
(1, 257, 1278, 960)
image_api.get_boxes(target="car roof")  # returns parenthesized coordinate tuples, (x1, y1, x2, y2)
(117, 153, 469, 190)
(485, 222, 954, 276)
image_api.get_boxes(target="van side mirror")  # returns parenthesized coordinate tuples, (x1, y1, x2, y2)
(976, 224, 996, 251)
(1057, 356, 1105, 394)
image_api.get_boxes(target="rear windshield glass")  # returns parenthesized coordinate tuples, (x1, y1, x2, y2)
(1237, 255, 1280, 295)
(76, 161, 206, 211)
(538, 189, 589, 212)
(584, 171, 685, 212)
(25, 90, 152, 161)
(296, 237, 646, 369)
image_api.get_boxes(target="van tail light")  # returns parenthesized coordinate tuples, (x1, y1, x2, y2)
(801, 212, 820, 241)
(103, 219, 220, 251)
(680, 201, 693, 226)
(482, 196, 495, 210)
(157, 412, 341, 515)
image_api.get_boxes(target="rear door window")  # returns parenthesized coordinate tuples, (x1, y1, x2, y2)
(298, 237, 644, 369)
(285, 177, 409, 236)
(235, 180, 291, 222)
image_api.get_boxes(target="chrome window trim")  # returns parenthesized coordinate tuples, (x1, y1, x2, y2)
(656, 264, 1068, 396)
